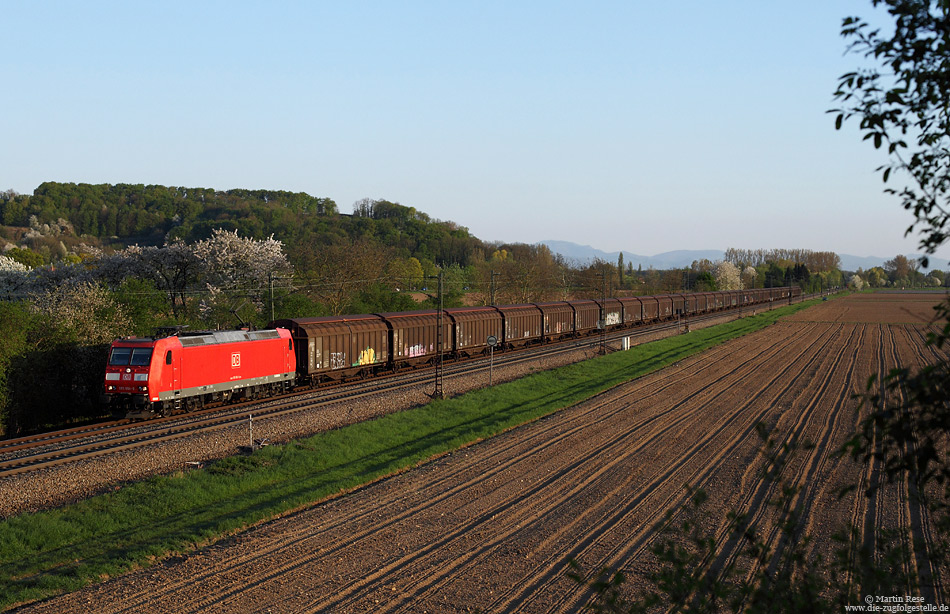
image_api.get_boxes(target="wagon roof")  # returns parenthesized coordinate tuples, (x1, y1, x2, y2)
(271, 314, 385, 326)
(443, 306, 498, 313)
(375, 310, 440, 318)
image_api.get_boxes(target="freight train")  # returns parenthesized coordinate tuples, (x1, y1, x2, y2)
(103, 286, 801, 418)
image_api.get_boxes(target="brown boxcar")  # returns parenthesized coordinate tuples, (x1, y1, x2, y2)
(655, 295, 674, 320)
(535, 302, 575, 341)
(271, 314, 389, 384)
(594, 298, 624, 330)
(618, 297, 643, 326)
(571, 300, 601, 335)
(640, 296, 660, 322)
(377, 310, 451, 369)
(691, 293, 706, 314)
(496, 304, 543, 349)
(444, 306, 502, 357)
(681, 293, 699, 315)
(669, 294, 686, 316)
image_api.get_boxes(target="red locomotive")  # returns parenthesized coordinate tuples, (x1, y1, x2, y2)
(104, 328, 296, 419)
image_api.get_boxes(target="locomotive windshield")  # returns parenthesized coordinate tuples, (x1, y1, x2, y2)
(109, 347, 153, 366)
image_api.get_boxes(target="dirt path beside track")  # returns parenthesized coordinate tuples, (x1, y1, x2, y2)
(16, 293, 949, 613)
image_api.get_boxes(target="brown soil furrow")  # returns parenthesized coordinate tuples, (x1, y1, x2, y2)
(889, 325, 920, 596)
(891, 325, 944, 602)
(749, 323, 865, 584)
(899, 323, 949, 605)
(796, 323, 878, 570)
(840, 323, 885, 592)
(650, 323, 860, 600)
(853, 321, 911, 595)
(861, 322, 890, 588)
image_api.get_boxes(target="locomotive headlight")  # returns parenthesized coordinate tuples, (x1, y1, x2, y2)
(107, 385, 116, 391)
(138, 386, 147, 392)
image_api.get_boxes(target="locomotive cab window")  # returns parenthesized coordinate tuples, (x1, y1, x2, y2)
(129, 348, 153, 366)
(108, 347, 132, 366)
(165, 350, 172, 365)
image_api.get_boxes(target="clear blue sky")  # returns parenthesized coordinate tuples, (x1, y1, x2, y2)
(4, 1, 947, 261)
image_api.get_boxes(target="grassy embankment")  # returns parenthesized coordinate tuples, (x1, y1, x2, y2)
(0, 298, 819, 609)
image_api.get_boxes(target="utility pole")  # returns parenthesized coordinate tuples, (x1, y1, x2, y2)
(426, 272, 445, 399)
(269, 272, 275, 323)
(490, 270, 499, 306)
(599, 270, 607, 355)
(267, 273, 294, 323)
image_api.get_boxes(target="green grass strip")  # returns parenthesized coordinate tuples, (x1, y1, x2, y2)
(0, 298, 818, 609)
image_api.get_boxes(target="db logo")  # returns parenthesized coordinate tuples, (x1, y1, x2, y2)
(231, 353, 241, 368)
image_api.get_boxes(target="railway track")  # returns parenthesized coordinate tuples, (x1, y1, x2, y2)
(0, 307, 760, 479)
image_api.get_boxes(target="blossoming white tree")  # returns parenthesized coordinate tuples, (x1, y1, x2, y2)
(715, 261, 743, 291)
(192, 229, 293, 320)
(0, 255, 30, 300)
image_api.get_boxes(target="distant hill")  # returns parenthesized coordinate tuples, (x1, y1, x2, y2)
(541, 241, 723, 270)
(541, 240, 950, 272)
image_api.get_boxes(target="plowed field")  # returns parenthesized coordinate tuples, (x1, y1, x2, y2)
(16, 292, 949, 613)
